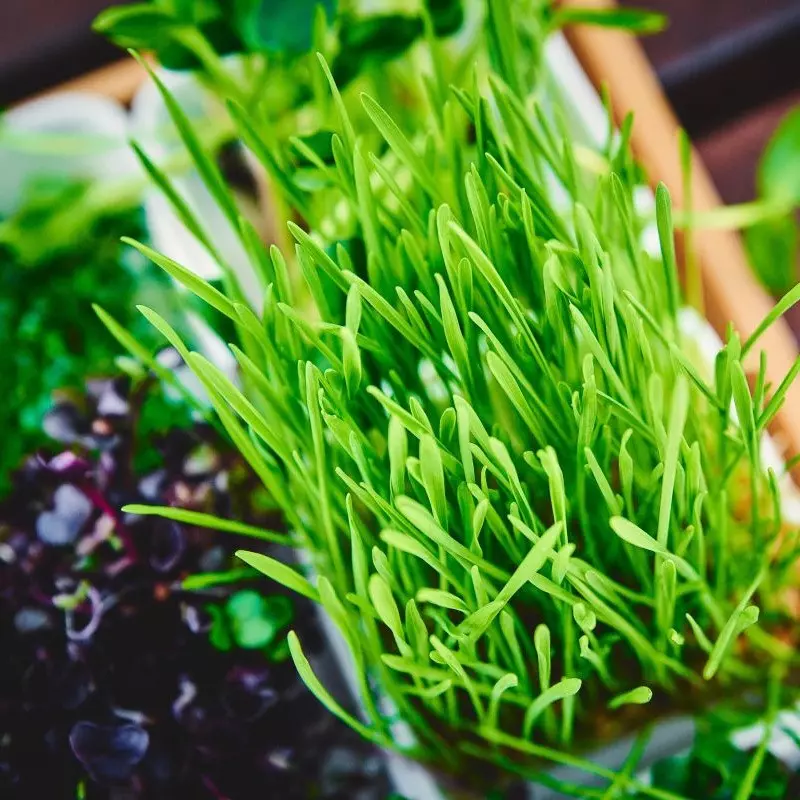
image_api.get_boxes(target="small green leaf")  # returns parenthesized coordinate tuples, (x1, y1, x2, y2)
(361, 93, 438, 199)
(341, 328, 362, 397)
(438, 275, 471, 388)
(234, 0, 336, 54)
(656, 183, 680, 323)
(235, 550, 320, 602)
(454, 600, 503, 642)
(420, 435, 448, 528)
(523, 678, 582, 736)
(534, 624, 551, 691)
(704, 605, 760, 680)
(226, 590, 293, 649)
(333, 14, 423, 86)
(387, 416, 409, 498)
(572, 602, 597, 634)
(657, 375, 689, 547)
(656, 559, 677, 638)
(288, 631, 389, 746)
(455, 523, 561, 644)
(123, 504, 291, 545)
(124, 238, 237, 321)
(669, 628, 684, 647)
(207, 603, 233, 651)
(345, 283, 362, 333)
(416, 588, 468, 613)
(731, 361, 756, 455)
(93, 5, 179, 48)
(439, 407, 457, 446)
(611, 517, 701, 584)
(703, 570, 764, 680)
(610, 517, 664, 555)
(744, 216, 798, 296)
(405, 598, 430, 655)
(368, 573, 404, 641)
(759, 106, 800, 205)
(608, 686, 653, 709)
(487, 673, 519, 729)
(182, 568, 254, 590)
(686, 613, 713, 653)
(549, 6, 667, 35)
(495, 521, 562, 606)
(347, 495, 369, 597)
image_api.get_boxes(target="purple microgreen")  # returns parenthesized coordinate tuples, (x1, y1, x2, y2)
(36, 484, 93, 545)
(69, 721, 149, 783)
(148, 519, 186, 573)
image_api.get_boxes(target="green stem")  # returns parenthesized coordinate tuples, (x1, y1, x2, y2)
(733, 668, 782, 800)
(470, 729, 690, 800)
(674, 197, 793, 231)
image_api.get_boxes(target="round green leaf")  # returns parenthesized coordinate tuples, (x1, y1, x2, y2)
(426, 0, 464, 36)
(226, 590, 294, 650)
(235, 0, 336, 54)
(93, 5, 180, 50)
(206, 603, 233, 652)
(744, 215, 799, 296)
(758, 107, 800, 204)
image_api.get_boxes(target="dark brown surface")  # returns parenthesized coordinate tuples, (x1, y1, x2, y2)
(625, 0, 798, 68)
(0, 0, 124, 106)
(625, 0, 800, 137)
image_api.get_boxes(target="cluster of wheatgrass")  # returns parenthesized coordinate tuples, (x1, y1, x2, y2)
(100, 0, 800, 792)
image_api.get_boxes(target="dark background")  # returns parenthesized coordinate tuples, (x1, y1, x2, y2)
(1, 0, 799, 205)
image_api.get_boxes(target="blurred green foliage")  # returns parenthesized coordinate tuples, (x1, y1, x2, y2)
(641, 706, 797, 800)
(95, 0, 465, 85)
(745, 106, 800, 296)
(0, 177, 168, 493)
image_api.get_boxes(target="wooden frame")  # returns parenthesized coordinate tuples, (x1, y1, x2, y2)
(23, 57, 147, 106)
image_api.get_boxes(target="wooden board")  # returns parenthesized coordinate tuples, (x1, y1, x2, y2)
(23, 57, 147, 107)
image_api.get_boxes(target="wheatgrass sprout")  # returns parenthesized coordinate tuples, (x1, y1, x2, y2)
(105, 2, 800, 792)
